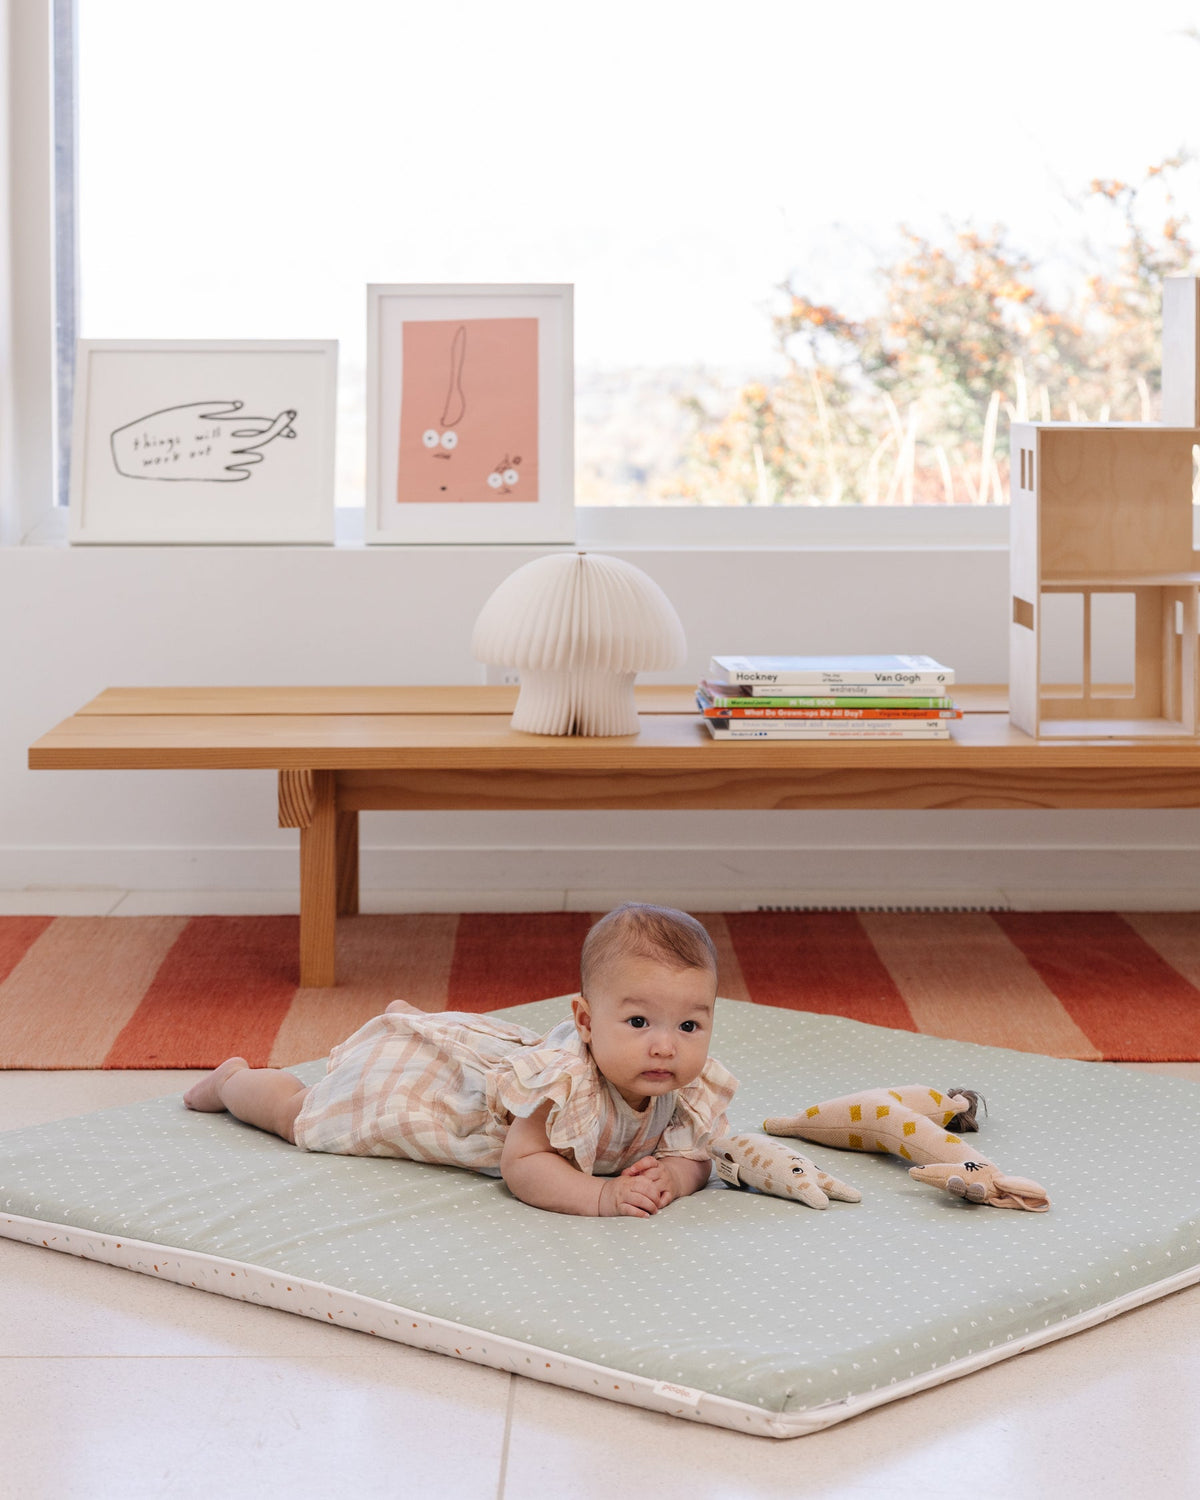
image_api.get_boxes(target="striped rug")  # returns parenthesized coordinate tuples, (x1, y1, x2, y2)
(2, 910, 1199, 1069)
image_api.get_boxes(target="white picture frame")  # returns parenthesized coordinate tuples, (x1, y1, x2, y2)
(69, 339, 338, 544)
(366, 283, 574, 544)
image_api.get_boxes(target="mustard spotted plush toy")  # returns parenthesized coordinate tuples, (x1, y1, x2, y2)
(762, 1084, 1050, 1212)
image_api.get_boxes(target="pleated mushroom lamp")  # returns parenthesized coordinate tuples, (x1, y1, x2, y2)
(472, 552, 687, 735)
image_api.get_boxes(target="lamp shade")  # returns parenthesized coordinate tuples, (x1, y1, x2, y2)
(472, 551, 686, 735)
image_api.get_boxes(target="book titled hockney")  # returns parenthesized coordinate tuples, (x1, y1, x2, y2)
(708, 654, 955, 687)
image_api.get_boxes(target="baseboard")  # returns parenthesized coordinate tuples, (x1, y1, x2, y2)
(2, 844, 1200, 910)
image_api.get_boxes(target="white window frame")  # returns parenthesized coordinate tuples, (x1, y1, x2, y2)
(0, 0, 60, 545)
(1, 0, 1011, 553)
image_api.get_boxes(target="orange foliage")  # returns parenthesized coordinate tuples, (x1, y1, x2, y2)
(668, 159, 1197, 505)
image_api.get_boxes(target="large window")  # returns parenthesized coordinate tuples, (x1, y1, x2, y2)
(69, 1, 1200, 514)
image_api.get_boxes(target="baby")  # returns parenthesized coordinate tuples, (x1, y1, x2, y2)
(183, 903, 737, 1218)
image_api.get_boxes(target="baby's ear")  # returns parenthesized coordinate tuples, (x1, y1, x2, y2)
(571, 993, 592, 1040)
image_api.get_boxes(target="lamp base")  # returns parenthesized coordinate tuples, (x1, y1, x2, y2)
(511, 669, 640, 736)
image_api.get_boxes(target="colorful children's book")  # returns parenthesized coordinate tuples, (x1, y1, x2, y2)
(696, 691, 959, 721)
(708, 655, 954, 687)
(702, 719, 951, 741)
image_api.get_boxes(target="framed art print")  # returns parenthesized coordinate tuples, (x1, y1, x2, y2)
(366, 284, 574, 544)
(69, 340, 338, 544)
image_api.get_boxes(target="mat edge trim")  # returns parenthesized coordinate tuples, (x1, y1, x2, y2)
(5, 1211, 1199, 1438)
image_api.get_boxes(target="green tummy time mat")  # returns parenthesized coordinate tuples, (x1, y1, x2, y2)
(2, 996, 1200, 1438)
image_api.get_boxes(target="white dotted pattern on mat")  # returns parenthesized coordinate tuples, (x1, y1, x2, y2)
(2, 997, 1200, 1427)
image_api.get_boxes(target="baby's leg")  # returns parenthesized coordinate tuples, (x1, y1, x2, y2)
(183, 1058, 308, 1144)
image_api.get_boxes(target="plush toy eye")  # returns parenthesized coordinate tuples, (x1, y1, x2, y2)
(487, 472, 504, 489)
(502, 468, 519, 486)
(422, 429, 440, 449)
(440, 431, 458, 451)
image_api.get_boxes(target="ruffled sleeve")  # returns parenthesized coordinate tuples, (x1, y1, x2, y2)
(655, 1056, 740, 1162)
(492, 1023, 609, 1176)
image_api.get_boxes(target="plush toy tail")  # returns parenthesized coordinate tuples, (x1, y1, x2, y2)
(944, 1088, 985, 1132)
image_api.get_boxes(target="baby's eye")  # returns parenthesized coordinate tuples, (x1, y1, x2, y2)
(626, 1016, 648, 1029)
(679, 1020, 699, 1033)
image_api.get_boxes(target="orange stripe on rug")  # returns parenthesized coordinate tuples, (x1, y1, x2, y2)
(0, 915, 55, 986)
(0, 916, 189, 1069)
(446, 912, 591, 1013)
(858, 912, 1102, 1059)
(104, 916, 299, 1069)
(723, 912, 917, 1030)
(993, 912, 1200, 1062)
(3, 911, 1198, 1068)
(268, 914, 460, 1067)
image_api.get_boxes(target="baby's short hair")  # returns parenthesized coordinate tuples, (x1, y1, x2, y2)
(580, 903, 718, 995)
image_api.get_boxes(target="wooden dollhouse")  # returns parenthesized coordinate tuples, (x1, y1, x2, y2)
(1009, 275, 1200, 738)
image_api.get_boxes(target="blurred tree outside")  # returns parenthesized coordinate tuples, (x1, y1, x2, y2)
(664, 158, 1199, 506)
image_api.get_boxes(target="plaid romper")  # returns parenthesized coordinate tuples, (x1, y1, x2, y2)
(292, 1010, 738, 1178)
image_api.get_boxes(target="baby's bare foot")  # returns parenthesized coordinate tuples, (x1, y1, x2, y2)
(183, 1057, 248, 1112)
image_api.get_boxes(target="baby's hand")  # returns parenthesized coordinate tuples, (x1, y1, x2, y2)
(620, 1155, 676, 1208)
(598, 1172, 662, 1218)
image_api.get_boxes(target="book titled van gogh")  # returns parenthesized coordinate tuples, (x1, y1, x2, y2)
(708, 654, 954, 687)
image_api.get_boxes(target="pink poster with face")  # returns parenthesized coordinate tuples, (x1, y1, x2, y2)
(396, 317, 539, 504)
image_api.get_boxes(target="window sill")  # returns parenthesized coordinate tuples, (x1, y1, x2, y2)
(9, 503, 1012, 553)
(577, 504, 1009, 551)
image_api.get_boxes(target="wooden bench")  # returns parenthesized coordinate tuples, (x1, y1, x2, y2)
(29, 684, 1200, 986)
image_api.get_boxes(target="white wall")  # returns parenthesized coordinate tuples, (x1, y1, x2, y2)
(4, 539, 1199, 908)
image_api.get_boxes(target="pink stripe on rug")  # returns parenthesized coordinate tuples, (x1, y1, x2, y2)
(993, 911, 1200, 1062)
(2, 910, 1198, 1068)
(0, 917, 189, 1068)
(0, 916, 55, 987)
(859, 911, 1102, 1059)
(1121, 912, 1200, 991)
(268, 914, 460, 1067)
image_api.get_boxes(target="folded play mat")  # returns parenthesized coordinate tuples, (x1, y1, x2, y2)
(2, 997, 1199, 1437)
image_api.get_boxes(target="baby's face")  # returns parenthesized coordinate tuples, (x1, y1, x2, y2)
(572, 954, 717, 1111)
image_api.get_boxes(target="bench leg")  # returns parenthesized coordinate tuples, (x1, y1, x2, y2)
(336, 809, 359, 915)
(291, 770, 338, 987)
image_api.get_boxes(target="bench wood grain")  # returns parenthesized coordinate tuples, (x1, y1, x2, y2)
(29, 684, 1200, 985)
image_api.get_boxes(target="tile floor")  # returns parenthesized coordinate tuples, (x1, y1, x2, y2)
(2, 891, 1200, 1498)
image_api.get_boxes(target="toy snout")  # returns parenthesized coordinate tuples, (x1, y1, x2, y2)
(785, 1169, 832, 1210)
(909, 1160, 1050, 1212)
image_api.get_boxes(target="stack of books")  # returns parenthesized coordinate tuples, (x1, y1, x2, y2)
(698, 655, 959, 739)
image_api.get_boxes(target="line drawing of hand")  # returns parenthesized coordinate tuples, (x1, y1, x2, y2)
(110, 401, 298, 483)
